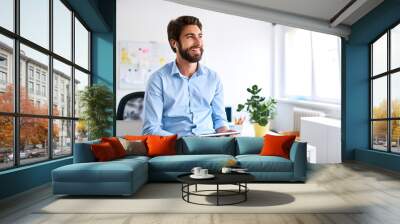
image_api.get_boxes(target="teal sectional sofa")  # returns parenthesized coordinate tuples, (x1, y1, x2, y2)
(52, 137, 307, 196)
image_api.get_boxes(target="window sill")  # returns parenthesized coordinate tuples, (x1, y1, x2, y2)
(0, 156, 72, 175)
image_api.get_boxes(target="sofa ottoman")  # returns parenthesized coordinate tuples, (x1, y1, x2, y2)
(52, 155, 149, 196)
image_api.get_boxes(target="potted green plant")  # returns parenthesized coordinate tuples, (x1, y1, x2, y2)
(79, 84, 114, 140)
(237, 84, 277, 136)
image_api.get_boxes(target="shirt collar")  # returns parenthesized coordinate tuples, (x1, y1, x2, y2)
(171, 61, 205, 78)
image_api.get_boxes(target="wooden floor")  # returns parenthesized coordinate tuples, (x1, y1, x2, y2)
(1, 162, 400, 224)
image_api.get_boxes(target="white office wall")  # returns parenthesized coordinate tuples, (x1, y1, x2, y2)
(116, 0, 273, 113)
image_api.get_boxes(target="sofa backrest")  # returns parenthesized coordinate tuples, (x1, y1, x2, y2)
(178, 137, 236, 155)
(235, 137, 264, 155)
(73, 139, 100, 163)
(74, 136, 255, 162)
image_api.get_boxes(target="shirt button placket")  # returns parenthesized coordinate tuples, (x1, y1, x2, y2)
(187, 79, 193, 121)
(188, 79, 197, 136)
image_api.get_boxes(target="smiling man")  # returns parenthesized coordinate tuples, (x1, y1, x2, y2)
(142, 15, 234, 137)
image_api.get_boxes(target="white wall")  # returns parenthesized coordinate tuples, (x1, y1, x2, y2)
(117, 0, 273, 114)
(116, 0, 341, 135)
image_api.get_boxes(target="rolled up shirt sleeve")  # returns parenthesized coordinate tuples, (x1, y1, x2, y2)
(142, 73, 174, 136)
(211, 76, 228, 130)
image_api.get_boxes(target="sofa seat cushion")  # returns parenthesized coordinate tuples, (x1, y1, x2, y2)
(53, 159, 147, 183)
(236, 155, 293, 172)
(149, 154, 235, 172)
(117, 155, 150, 163)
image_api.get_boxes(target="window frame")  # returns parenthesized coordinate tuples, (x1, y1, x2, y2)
(0, 0, 91, 171)
(370, 21, 400, 154)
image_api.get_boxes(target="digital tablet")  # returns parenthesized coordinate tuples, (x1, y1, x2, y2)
(197, 131, 241, 137)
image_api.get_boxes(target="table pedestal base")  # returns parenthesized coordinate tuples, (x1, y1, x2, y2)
(181, 183, 249, 206)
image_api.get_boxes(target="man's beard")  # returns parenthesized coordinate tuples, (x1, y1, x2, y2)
(177, 42, 203, 63)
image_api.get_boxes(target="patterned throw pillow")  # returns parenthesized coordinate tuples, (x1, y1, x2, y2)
(119, 138, 147, 156)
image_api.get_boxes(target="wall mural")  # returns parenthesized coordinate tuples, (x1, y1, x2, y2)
(118, 41, 174, 89)
(117, 41, 174, 121)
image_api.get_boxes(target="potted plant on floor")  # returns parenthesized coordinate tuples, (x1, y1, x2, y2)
(79, 84, 114, 140)
(237, 84, 277, 137)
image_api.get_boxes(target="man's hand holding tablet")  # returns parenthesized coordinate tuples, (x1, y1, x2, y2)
(199, 126, 240, 137)
(198, 130, 241, 137)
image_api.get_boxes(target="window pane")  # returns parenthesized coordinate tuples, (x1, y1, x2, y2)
(75, 18, 89, 70)
(75, 120, 88, 143)
(312, 32, 341, 102)
(391, 120, 400, 153)
(20, 0, 49, 49)
(74, 69, 89, 118)
(372, 77, 387, 119)
(391, 72, 400, 118)
(20, 117, 49, 165)
(284, 28, 312, 98)
(0, 0, 13, 31)
(372, 34, 387, 76)
(53, 119, 72, 158)
(0, 35, 14, 112)
(372, 121, 388, 151)
(53, 59, 72, 117)
(53, 0, 72, 60)
(20, 44, 49, 115)
(0, 116, 13, 170)
(391, 24, 400, 70)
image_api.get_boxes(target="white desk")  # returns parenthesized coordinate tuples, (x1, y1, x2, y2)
(300, 117, 341, 164)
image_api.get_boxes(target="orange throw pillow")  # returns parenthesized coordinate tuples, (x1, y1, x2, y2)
(91, 142, 117, 161)
(260, 134, 296, 159)
(146, 135, 177, 157)
(101, 137, 127, 158)
(124, 135, 149, 142)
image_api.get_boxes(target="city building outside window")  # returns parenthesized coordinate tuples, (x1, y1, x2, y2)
(42, 85, 46, 97)
(0, 54, 7, 67)
(0, 71, 7, 86)
(35, 70, 40, 81)
(35, 83, 40, 95)
(41, 73, 46, 82)
(28, 81, 34, 94)
(28, 67, 34, 80)
(0, 54, 7, 88)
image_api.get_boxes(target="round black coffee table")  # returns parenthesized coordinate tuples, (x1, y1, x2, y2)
(177, 173, 255, 206)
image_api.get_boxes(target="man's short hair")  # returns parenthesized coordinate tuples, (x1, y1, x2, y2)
(167, 16, 202, 53)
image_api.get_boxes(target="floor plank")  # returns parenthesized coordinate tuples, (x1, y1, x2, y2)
(1, 162, 400, 224)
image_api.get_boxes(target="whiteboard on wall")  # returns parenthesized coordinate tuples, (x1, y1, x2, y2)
(118, 41, 174, 90)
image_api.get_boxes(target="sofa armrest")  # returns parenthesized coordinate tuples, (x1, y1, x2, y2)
(73, 140, 100, 163)
(289, 141, 307, 181)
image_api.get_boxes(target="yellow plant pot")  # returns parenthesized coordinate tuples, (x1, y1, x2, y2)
(253, 123, 269, 137)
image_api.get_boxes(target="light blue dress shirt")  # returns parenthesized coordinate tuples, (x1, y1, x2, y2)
(142, 61, 228, 137)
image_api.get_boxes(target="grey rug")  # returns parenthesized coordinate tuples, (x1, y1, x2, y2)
(38, 183, 362, 214)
